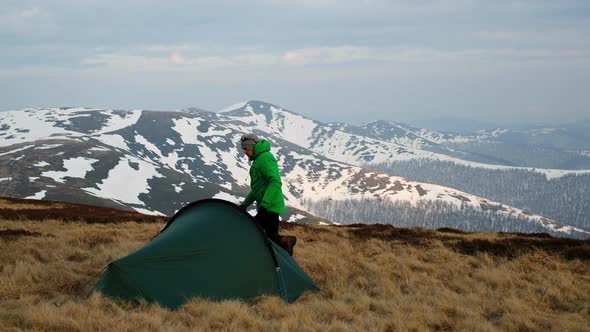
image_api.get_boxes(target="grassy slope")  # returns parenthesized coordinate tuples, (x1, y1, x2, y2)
(0, 198, 589, 331)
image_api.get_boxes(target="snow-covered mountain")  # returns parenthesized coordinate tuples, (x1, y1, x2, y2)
(220, 101, 590, 178)
(1, 104, 589, 238)
(355, 120, 590, 169)
(219, 102, 590, 232)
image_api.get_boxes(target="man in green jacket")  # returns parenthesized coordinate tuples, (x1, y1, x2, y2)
(239, 134, 296, 255)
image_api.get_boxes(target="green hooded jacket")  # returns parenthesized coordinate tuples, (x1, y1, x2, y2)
(241, 139, 286, 214)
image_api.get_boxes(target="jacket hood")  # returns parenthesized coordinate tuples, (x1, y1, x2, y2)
(251, 139, 271, 160)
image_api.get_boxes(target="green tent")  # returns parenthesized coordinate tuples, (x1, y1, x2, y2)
(94, 199, 319, 309)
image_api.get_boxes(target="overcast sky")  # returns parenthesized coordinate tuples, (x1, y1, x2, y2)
(1, 0, 589, 127)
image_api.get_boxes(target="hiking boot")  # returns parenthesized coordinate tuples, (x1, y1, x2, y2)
(279, 236, 297, 256)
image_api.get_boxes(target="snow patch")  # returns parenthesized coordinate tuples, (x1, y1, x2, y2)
(133, 207, 167, 216)
(229, 105, 318, 149)
(212, 191, 242, 204)
(0, 145, 35, 157)
(83, 156, 163, 205)
(172, 117, 201, 144)
(94, 110, 142, 134)
(41, 157, 99, 184)
(217, 146, 249, 187)
(0, 109, 84, 147)
(35, 144, 62, 150)
(25, 190, 47, 199)
(134, 134, 163, 158)
(287, 214, 306, 223)
(34, 161, 51, 167)
(173, 182, 184, 193)
(219, 101, 247, 113)
(89, 146, 111, 152)
(96, 134, 130, 151)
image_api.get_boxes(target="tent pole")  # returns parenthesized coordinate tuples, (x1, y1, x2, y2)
(266, 241, 288, 301)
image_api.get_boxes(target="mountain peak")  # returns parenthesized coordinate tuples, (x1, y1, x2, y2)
(218, 100, 280, 113)
(218, 101, 248, 113)
(218, 100, 311, 122)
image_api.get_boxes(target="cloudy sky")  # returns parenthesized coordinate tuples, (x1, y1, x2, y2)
(1, 0, 589, 127)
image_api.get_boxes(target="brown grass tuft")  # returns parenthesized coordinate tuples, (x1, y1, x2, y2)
(0, 228, 43, 239)
(0, 198, 65, 210)
(1, 204, 589, 331)
(0, 196, 167, 224)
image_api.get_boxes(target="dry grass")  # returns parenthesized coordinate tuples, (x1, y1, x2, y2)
(0, 196, 166, 224)
(1, 216, 589, 331)
(0, 198, 66, 210)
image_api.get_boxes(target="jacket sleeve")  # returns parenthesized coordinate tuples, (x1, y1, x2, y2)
(259, 155, 283, 210)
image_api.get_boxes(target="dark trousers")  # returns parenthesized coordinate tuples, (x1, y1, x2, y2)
(255, 208, 279, 243)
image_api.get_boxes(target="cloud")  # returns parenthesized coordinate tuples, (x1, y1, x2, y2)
(475, 30, 590, 47)
(1, 1, 589, 124)
(262, 0, 478, 16)
(143, 44, 207, 54)
(20, 5, 41, 18)
(282, 47, 371, 65)
(2, 43, 588, 77)
(281, 46, 590, 67)
(76, 49, 282, 73)
(170, 53, 190, 65)
(283, 51, 301, 62)
(0, 4, 60, 36)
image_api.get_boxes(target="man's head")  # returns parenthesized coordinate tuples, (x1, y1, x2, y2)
(240, 134, 259, 158)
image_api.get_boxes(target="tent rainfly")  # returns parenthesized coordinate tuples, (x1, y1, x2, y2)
(94, 199, 319, 309)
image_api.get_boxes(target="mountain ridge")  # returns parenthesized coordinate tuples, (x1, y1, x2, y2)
(1, 103, 589, 238)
